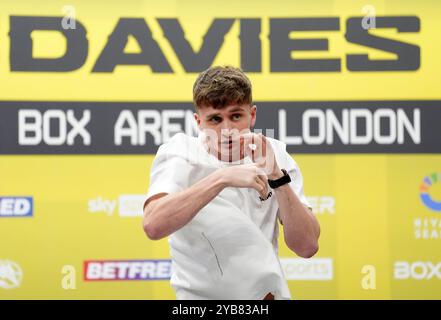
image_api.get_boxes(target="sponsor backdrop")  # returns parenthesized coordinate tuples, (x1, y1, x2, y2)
(0, 0, 440, 299)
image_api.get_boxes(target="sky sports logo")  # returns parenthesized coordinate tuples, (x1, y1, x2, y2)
(280, 257, 333, 281)
(84, 260, 171, 281)
(88, 195, 145, 217)
(0, 197, 33, 217)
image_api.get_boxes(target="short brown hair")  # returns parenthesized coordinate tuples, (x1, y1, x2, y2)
(193, 66, 252, 110)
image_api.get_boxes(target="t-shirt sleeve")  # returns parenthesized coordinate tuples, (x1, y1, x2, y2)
(283, 150, 312, 211)
(144, 143, 193, 207)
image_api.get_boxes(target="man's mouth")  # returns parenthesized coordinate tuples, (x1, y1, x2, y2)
(221, 138, 237, 148)
(221, 137, 240, 144)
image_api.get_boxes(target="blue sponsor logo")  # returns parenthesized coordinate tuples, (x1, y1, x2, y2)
(0, 197, 33, 217)
(420, 173, 441, 212)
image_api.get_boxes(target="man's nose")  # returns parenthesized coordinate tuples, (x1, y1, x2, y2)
(220, 119, 237, 133)
(219, 122, 231, 136)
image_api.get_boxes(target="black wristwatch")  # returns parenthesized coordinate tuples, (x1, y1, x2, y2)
(268, 169, 291, 189)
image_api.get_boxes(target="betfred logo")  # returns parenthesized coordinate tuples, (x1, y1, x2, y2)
(0, 197, 33, 217)
(394, 261, 441, 280)
(84, 260, 171, 281)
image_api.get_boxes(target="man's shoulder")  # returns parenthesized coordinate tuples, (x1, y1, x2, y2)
(156, 132, 200, 162)
(158, 132, 195, 151)
(266, 136, 289, 158)
(265, 136, 286, 150)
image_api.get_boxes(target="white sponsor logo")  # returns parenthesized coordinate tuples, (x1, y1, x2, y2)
(88, 195, 145, 217)
(88, 197, 116, 216)
(414, 218, 441, 240)
(280, 258, 333, 280)
(394, 261, 441, 280)
(118, 195, 145, 217)
(0, 260, 23, 289)
(307, 196, 335, 215)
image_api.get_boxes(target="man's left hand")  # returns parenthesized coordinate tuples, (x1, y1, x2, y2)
(239, 133, 283, 180)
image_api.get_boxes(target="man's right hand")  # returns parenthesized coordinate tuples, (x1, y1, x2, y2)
(218, 163, 270, 200)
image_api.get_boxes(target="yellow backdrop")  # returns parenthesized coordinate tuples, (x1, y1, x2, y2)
(0, 0, 440, 299)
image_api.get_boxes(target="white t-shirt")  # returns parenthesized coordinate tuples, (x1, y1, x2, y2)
(145, 132, 311, 300)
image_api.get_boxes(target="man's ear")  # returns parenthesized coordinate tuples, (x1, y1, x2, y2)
(194, 112, 201, 128)
(250, 104, 257, 128)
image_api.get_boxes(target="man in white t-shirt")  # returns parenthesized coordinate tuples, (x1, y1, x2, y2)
(143, 66, 320, 300)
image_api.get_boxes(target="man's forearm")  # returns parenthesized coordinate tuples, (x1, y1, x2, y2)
(274, 183, 320, 258)
(143, 170, 226, 240)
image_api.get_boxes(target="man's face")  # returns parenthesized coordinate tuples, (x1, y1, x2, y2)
(194, 103, 257, 161)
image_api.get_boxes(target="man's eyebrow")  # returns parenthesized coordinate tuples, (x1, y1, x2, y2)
(205, 113, 220, 120)
(205, 107, 245, 119)
(228, 107, 245, 113)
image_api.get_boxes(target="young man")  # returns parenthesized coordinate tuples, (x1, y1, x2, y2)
(143, 66, 320, 300)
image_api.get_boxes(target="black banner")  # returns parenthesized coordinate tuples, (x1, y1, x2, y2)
(0, 100, 440, 154)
